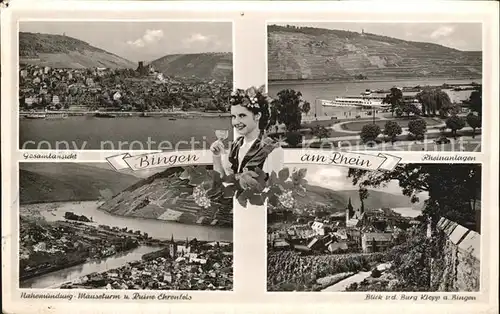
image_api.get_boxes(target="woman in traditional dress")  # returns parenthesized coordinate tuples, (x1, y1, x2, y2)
(210, 86, 282, 180)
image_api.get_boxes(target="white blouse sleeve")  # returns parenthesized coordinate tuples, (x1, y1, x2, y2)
(263, 147, 284, 175)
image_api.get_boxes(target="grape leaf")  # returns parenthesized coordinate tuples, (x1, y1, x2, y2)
(268, 171, 280, 186)
(254, 167, 268, 188)
(236, 189, 251, 207)
(248, 193, 265, 206)
(282, 181, 294, 190)
(278, 168, 290, 182)
(298, 168, 307, 179)
(179, 167, 191, 180)
(266, 191, 279, 207)
(222, 184, 237, 199)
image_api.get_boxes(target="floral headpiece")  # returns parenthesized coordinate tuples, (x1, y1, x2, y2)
(229, 85, 273, 110)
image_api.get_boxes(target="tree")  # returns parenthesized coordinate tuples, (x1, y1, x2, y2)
(467, 86, 482, 115)
(301, 101, 311, 115)
(286, 131, 303, 148)
(466, 113, 481, 139)
(371, 267, 382, 278)
(445, 115, 466, 139)
(270, 89, 305, 132)
(382, 87, 403, 117)
(360, 124, 381, 145)
(383, 121, 403, 144)
(400, 102, 421, 118)
(347, 197, 355, 218)
(359, 187, 368, 214)
(416, 87, 452, 117)
(408, 118, 427, 141)
(347, 164, 481, 231)
(311, 125, 330, 141)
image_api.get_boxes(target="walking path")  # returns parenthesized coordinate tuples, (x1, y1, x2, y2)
(330, 119, 445, 134)
(303, 126, 476, 145)
(322, 262, 392, 292)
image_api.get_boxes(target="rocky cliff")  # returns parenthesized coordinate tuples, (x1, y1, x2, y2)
(268, 25, 482, 81)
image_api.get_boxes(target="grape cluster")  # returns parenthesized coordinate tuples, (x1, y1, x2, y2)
(278, 190, 295, 209)
(193, 185, 211, 208)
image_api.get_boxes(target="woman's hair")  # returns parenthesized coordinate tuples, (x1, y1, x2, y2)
(229, 86, 271, 131)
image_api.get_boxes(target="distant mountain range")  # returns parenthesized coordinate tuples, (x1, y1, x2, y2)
(19, 32, 233, 80)
(296, 184, 420, 212)
(268, 25, 482, 81)
(19, 163, 140, 204)
(19, 161, 417, 224)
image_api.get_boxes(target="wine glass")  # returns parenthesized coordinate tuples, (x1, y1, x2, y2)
(215, 129, 229, 151)
(215, 129, 229, 140)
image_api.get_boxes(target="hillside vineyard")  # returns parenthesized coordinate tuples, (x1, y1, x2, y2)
(267, 25, 482, 81)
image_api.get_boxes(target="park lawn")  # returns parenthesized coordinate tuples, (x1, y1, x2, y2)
(300, 128, 351, 140)
(340, 117, 442, 132)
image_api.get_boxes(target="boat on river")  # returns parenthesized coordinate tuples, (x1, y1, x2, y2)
(25, 113, 47, 119)
(94, 112, 117, 118)
(46, 113, 68, 120)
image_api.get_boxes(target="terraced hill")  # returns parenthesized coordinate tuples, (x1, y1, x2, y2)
(268, 25, 482, 81)
(151, 52, 233, 81)
(19, 32, 136, 69)
(99, 167, 233, 227)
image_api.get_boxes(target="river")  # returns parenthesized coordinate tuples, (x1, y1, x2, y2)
(20, 245, 159, 289)
(269, 78, 481, 116)
(30, 201, 233, 242)
(20, 115, 232, 150)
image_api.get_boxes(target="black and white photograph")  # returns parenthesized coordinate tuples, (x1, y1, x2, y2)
(18, 21, 233, 150)
(19, 162, 233, 290)
(267, 23, 483, 152)
(267, 163, 481, 292)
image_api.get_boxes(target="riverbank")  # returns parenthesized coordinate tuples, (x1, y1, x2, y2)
(20, 110, 231, 119)
(269, 77, 482, 86)
(21, 201, 233, 242)
(59, 241, 233, 290)
(19, 217, 145, 282)
(21, 200, 234, 231)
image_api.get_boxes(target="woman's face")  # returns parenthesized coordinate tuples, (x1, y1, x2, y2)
(231, 104, 260, 135)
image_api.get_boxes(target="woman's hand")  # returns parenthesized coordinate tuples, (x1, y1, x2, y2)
(210, 140, 225, 156)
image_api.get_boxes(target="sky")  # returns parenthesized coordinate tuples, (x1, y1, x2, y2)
(274, 22, 482, 51)
(20, 21, 233, 62)
(287, 164, 427, 208)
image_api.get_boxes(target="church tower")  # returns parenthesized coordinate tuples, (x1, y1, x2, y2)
(346, 197, 354, 225)
(169, 234, 177, 258)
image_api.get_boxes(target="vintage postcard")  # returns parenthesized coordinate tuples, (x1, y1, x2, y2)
(1, 1, 499, 314)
